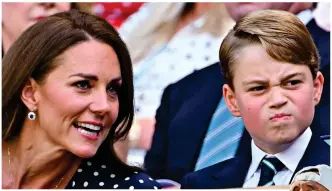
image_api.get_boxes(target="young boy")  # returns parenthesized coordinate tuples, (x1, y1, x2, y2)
(180, 10, 330, 189)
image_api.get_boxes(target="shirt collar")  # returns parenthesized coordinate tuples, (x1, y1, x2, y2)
(246, 127, 312, 180)
(246, 139, 268, 181)
(276, 127, 312, 173)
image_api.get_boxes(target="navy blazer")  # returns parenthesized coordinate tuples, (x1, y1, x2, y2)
(307, 19, 330, 136)
(180, 133, 330, 189)
(144, 63, 251, 182)
(306, 19, 330, 70)
(144, 18, 330, 183)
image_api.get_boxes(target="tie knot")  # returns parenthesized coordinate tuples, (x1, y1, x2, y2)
(258, 157, 285, 187)
(261, 157, 285, 174)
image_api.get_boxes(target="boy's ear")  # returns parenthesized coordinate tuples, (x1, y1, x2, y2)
(223, 84, 241, 117)
(21, 78, 40, 111)
(313, 71, 324, 105)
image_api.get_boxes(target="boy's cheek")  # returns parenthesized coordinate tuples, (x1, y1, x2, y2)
(240, 102, 267, 132)
(242, 109, 264, 131)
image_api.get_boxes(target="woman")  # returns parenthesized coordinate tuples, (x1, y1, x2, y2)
(2, 10, 161, 189)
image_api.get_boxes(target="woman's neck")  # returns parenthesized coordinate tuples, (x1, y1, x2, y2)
(2, 123, 81, 188)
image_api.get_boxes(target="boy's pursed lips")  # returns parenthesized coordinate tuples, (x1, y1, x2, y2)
(269, 113, 292, 121)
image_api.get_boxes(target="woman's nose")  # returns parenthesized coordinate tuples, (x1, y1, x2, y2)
(89, 91, 112, 117)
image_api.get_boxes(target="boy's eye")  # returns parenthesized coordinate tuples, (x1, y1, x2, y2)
(249, 86, 266, 92)
(285, 80, 301, 86)
(73, 80, 91, 90)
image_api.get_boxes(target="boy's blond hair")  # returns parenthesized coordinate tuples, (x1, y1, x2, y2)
(219, 10, 319, 90)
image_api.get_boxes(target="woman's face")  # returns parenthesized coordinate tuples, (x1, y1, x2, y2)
(2, 3, 70, 50)
(32, 40, 122, 158)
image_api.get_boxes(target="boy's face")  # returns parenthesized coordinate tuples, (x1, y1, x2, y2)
(223, 44, 324, 154)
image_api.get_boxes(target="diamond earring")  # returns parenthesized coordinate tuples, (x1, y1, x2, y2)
(28, 111, 36, 120)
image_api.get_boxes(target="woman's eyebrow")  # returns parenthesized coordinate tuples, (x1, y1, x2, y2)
(69, 73, 98, 80)
(111, 77, 122, 83)
(69, 73, 122, 83)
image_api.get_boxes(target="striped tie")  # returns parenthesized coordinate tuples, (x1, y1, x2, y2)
(195, 98, 244, 171)
(258, 157, 285, 187)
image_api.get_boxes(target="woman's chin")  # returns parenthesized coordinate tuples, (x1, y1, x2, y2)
(71, 147, 98, 158)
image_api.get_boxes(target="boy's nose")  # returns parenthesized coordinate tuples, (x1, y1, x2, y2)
(268, 87, 288, 109)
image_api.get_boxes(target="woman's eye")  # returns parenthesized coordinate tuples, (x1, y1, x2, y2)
(107, 85, 119, 96)
(249, 86, 265, 92)
(73, 80, 91, 90)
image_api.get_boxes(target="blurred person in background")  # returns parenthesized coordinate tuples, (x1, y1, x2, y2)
(119, 2, 235, 164)
(121, 2, 234, 119)
(2, 10, 161, 189)
(290, 164, 332, 191)
(93, 2, 144, 28)
(2, 2, 92, 55)
(144, 2, 330, 183)
(312, 2, 330, 32)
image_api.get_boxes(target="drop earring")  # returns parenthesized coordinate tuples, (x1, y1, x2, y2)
(28, 110, 36, 120)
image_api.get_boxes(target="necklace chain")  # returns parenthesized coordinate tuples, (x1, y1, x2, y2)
(7, 147, 67, 189)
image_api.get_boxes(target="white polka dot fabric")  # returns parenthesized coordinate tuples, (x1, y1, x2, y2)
(128, 16, 224, 118)
(66, 159, 161, 189)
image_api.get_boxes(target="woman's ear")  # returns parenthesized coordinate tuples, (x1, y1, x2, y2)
(223, 84, 241, 117)
(21, 78, 40, 111)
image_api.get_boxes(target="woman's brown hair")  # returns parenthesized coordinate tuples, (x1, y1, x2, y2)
(2, 10, 136, 170)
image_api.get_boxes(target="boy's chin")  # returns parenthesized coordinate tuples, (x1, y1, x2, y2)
(256, 132, 301, 153)
(269, 124, 307, 141)
(273, 130, 301, 143)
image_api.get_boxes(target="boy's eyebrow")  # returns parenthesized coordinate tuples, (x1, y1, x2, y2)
(281, 72, 305, 81)
(242, 79, 268, 86)
(242, 73, 306, 86)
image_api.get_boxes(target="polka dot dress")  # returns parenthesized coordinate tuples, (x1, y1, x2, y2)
(67, 159, 161, 189)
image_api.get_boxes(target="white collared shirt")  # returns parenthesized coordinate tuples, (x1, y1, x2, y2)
(243, 128, 312, 188)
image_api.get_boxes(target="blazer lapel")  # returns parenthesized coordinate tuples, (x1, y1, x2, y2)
(290, 134, 330, 182)
(211, 140, 252, 188)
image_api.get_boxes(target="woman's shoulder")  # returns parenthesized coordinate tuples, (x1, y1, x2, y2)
(67, 158, 161, 189)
